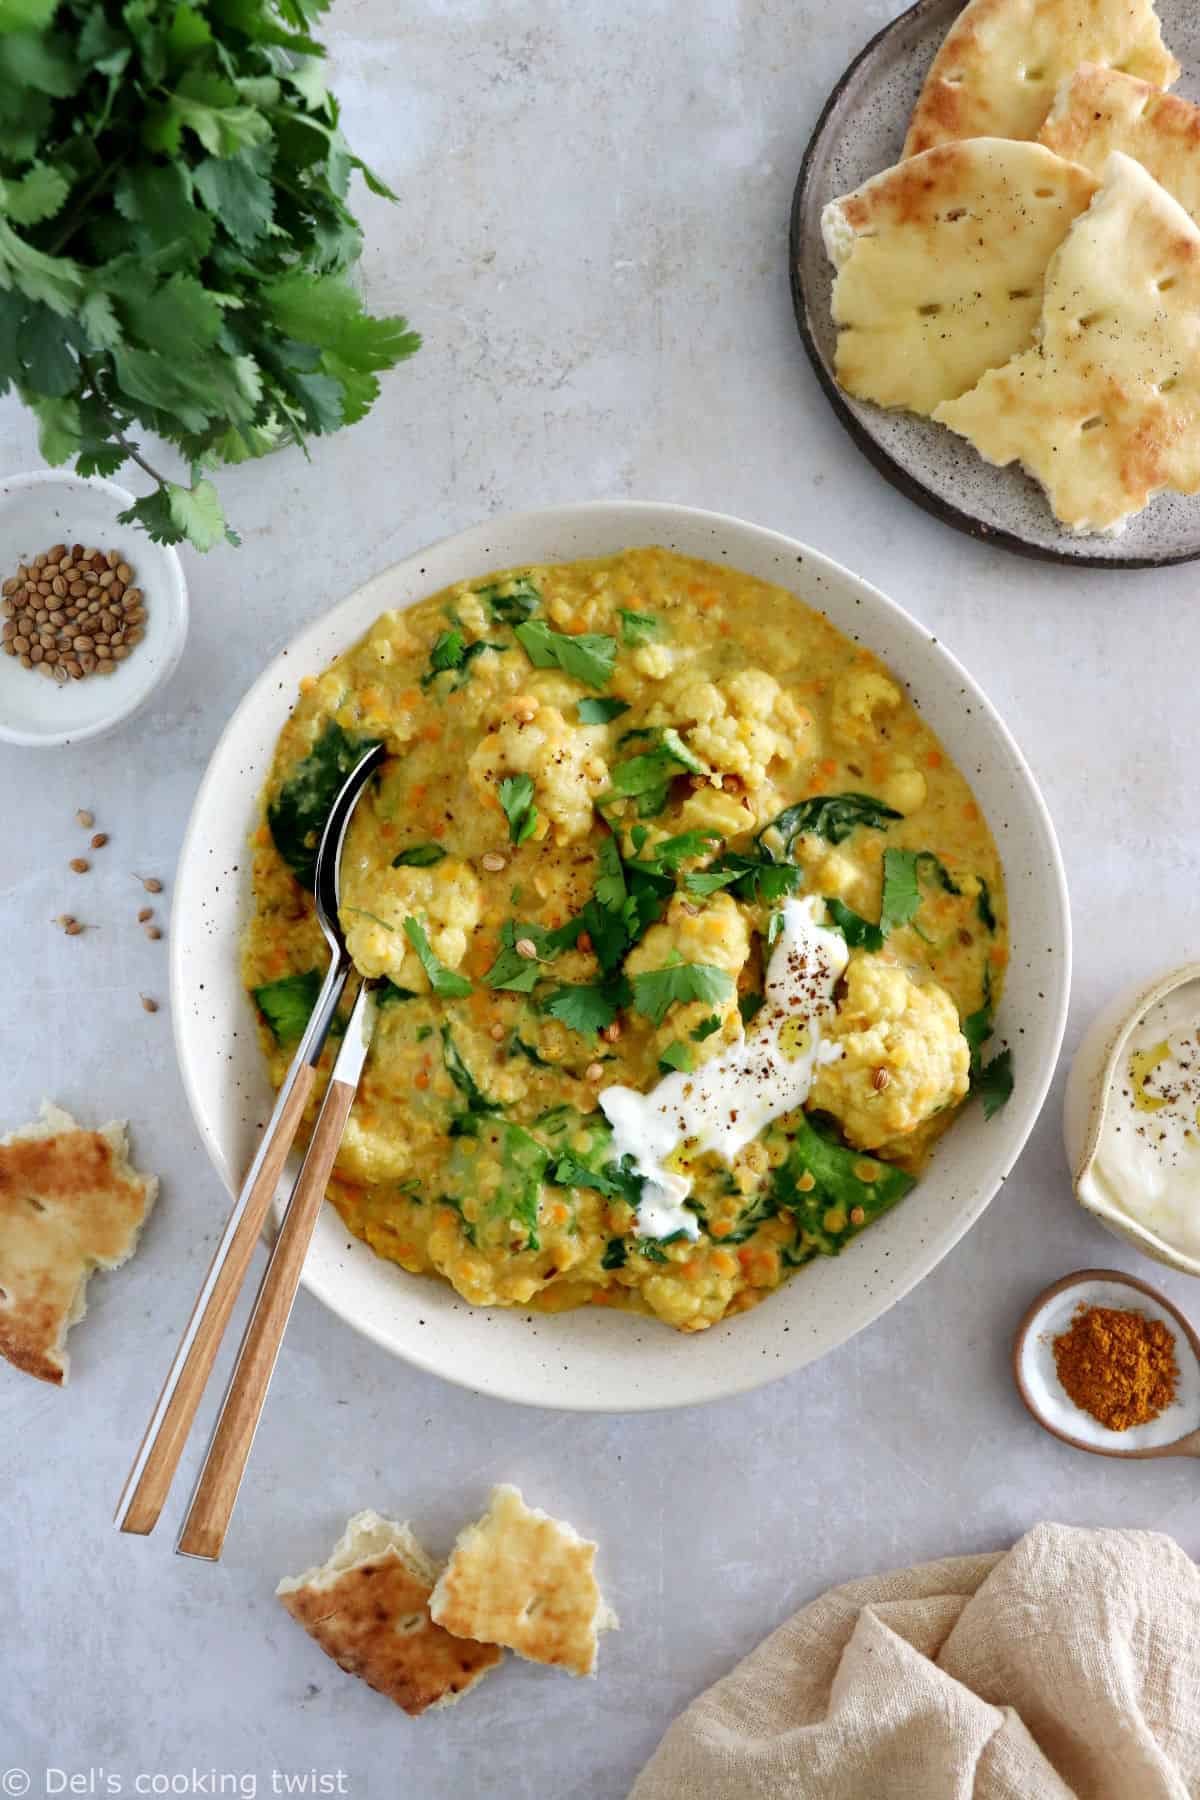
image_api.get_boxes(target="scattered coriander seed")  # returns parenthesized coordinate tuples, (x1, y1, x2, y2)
(138, 875, 163, 893)
(140, 995, 159, 1014)
(602, 1021, 622, 1043)
(145, 925, 162, 940)
(69, 857, 89, 873)
(137, 907, 153, 923)
(64, 919, 84, 936)
(480, 852, 507, 872)
(56, 913, 76, 929)
(585, 1061, 605, 1082)
(489, 1022, 506, 1041)
(90, 832, 108, 849)
(515, 937, 538, 960)
(872, 1067, 891, 1091)
(849, 1205, 866, 1226)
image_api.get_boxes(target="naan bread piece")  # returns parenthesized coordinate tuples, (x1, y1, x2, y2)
(822, 140, 1097, 416)
(903, 0, 1179, 157)
(277, 1510, 502, 1716)
(0, 1101, 158, 1385)
(430, 1485, 618, 1678)
(1040, 63, 1200, 224)
(935, 153, 1200, 534)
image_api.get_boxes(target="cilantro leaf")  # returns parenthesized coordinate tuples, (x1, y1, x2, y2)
(514, 619, 617, 689)
(577, 696, 629, 725)
(976, 1048, 1014, 1119)
(478, 575, 541, 625)
(392, 843, 446, 868)
(605, 728, 709, 818)
(738, 991, 764, 1026)
(879, 848, 964, 936)
(684, 848, 802, 904)
(421, 629, 500, 689)
(485, 919, 558, 992)
(658, 1040, 694, 1074)
(540, 981, 626, 1035)
(825, 897, 885, 953)
(629, 962, 734, 1026)
(692, 1013, 722, 1041)
(619, 609, 662, 646)
(403, 918, 473, 999)
(498, 773, 538, 846)
(757, 793, 902, 855)
(963, 969, 1013, 1119)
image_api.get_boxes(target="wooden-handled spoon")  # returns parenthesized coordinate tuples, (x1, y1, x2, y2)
(115, 742, 387, 1540)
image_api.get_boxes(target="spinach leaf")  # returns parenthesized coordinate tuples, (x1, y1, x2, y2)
(498, 772, 538, 846)
(490, 1122, 549, 1249)
(403, 917, 473, 998)
(619, 609, 662, 646)
(377, 980, 419, 1007)
(392, 842, 446, 868)
(267, 720, 382, 889)
(478, 575, 541, 625)
(963, 969, 1013, 1118)
(253, 969, 321, 1043)
(757, 792, 901, 856)
(629, 961, 734, 1026)
(825, 897, 885, 953)
(441, 1025, 500, 1117)
(514, 619, 617, 689)
(577, 697, 630, 725)
(439, 1193, 478, 1246)
(509, 1031, 554, 1067)
(976, 877, 997, 934)
(658, 1040, 694, 1074)
(738, 991, 764, 1026)
(773, 1113, 915, 1253)
(601, 1238, 627, 1269)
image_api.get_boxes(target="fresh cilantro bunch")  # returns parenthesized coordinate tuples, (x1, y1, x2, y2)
(0, 0, 419, 549)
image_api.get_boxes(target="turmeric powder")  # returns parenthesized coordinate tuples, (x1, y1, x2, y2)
(1052, 1304, 1178, 1432)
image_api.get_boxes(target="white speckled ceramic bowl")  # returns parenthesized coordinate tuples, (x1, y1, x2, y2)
(172, 501, 1071, 1410)
(1063, 964, 1200, 1279)
(0, 471, 188, 747)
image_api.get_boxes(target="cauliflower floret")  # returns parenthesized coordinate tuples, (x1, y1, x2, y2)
(624, 892, 749, 1049)
(793, 842, 868, 904)
(810, 952, 970, 1150)
(675, 781, 759, 840)
(468, 698, 609, 844)
(631, 642, 676, 680)
(667, 669, 816, 791)
(831, 668, 902, 747)
(339, 856, 481, 986)
(879, 757, 928, 816)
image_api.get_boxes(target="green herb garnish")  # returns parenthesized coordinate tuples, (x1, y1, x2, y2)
(0, 1, 419, 549)
(441, 1024, 500, 1118)
(692, 1013, 722, 1042)
(498, 773, 538, 846)
(976, 877, 997, 934)
(757, 792, 901, 856)
(619, 610, 662, 646)
(540, 980, 627, 1036)
(629, 961, 734, 1027)
(738, 991, 764, 1026)
(478, 576, 541, 626)
(577, 697, 630, 725)
(378, 981, 418, 1007)
(684, 848, 802, 904)
(824, 897, 884, 953)
(491, 1122, 549, 1248)
(403, 917, 473, 998)
(267, 720, 382, 890)
(604, 728, 709, 818)
(772, 1113, 915, 1255)
(601, 1238, 627, 1269)
(658, 1040, 694, 1074)
(420, 630, 500, 689)
(514, 619, 617, 688)
(963, 969, 1013, 1119)
(391, 842, 446, 869)
(878, 848, 962, 935)
(252, 969, 320, 1043)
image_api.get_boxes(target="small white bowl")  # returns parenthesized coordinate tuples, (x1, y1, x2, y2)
(1063, 963, 1200, 1279)
(0, 470, 188, 748)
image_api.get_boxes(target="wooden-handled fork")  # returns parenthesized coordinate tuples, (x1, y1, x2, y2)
(115, 742, 386, 1549)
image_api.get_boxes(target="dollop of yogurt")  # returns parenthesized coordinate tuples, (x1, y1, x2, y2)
(1091, 980, 1200, 1257)
(599, 896, 849, 1240)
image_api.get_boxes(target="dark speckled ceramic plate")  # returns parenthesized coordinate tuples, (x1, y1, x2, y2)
(791, 0, 1200, 567)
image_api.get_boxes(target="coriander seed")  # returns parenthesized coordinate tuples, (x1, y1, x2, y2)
(69, 857, 89, 874)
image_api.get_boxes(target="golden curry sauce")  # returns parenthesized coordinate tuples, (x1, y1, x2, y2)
(243, 549, 1007, 1332)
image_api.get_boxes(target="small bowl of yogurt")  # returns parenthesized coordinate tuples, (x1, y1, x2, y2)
(1064, 964, 1200, 1277)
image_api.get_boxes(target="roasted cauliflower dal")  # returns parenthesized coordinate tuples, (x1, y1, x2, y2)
(244, 549, 1009, 1333)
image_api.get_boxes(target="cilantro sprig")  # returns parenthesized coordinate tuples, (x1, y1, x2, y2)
(498, 773, 538, 846)
(629, 961, 734, 1026)
(604, 728, 709, 818)
(963, 968, 1013, 1119)
(403, 917, 473, 999)
(514, 619, 617, 688)
(0, 0, 420, 548)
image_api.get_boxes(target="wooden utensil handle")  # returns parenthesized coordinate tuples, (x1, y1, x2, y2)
(116, 1065, 317, 1537)
(176, 1077, 359, 1562)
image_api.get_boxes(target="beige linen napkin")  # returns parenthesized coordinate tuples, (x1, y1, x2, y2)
(631, 1524, 1200, 1799)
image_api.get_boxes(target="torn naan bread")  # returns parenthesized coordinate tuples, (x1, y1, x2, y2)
(1040, 63, 1200, 225)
